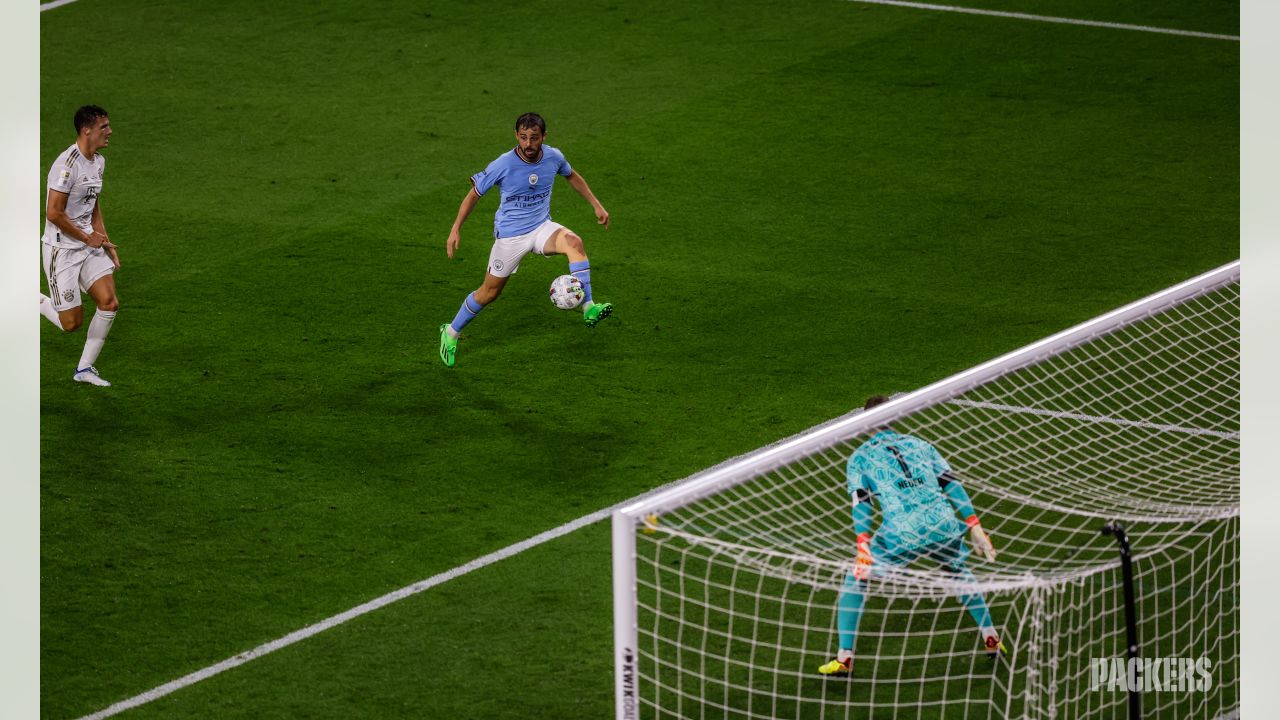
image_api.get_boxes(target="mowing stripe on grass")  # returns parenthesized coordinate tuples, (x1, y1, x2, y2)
(846, 0, 1240, 41)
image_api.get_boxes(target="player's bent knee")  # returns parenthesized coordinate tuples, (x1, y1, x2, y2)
(61, 316, 83, 332)
(565, 233, 585, 254)
(100, 298, 120, 312)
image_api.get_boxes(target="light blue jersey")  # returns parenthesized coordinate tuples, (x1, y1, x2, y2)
(470, 146, 574, 238)
(847, 430, 967, 552)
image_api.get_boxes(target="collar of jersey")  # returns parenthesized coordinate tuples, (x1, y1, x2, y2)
(513, 146, 543, 165)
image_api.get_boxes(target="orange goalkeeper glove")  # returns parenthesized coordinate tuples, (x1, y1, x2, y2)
(854, 532, 874, 580)
(966, 516, 997, 561)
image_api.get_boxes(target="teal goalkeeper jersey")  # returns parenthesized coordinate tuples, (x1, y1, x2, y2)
(846, 430, 967, 549)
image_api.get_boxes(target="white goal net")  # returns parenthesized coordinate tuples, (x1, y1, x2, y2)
(613, 261, 1239, 720)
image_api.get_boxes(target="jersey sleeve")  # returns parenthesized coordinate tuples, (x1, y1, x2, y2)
(846, 454, 869, 497)
(47, 158, 74, 195)
(470, 156, 506, 197)
(552, 147, 573, 177)
(927, 443, 951, 478)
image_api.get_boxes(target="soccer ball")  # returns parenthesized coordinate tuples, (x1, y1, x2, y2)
(549, 274, 585, 310)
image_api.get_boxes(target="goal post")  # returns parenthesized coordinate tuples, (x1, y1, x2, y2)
(612, 260, 1239, 719)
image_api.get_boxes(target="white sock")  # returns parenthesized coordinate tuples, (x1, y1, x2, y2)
(39, 294, 64, 329)
(77, 310, 117, 369)
(836, 648, 853, 662)
(445, 325, 460, 339)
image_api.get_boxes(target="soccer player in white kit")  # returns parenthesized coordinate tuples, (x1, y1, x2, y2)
(38, 105, 122, 387)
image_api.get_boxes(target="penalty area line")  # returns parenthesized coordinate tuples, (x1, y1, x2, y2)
(845, 0, 1239, 41)
(39, 0, 81, 11)
(77, 507, 617, 719)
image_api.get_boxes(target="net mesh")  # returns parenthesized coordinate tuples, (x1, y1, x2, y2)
(626, 274, 1239, 719)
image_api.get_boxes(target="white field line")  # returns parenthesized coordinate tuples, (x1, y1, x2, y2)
(76, 507, 619, 718)
(39, 0, 81, 11)
(77, 482, 691, 719)
(846, 0, 1239, 41)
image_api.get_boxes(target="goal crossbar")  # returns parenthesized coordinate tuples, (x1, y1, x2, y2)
(616, 260, 1238, 522)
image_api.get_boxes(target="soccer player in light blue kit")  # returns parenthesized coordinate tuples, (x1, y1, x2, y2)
(819, 395, 1008, 676)
(438, 112, 612, 367)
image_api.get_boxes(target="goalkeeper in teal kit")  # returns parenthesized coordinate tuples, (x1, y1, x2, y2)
(819, 395, 1007, 676)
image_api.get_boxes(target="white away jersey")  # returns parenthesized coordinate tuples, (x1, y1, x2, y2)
(42, 143, 105, 248)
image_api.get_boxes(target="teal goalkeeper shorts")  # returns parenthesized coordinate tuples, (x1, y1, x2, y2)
(872, 532, 970, 572)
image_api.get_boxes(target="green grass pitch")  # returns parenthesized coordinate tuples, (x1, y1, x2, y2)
(39, 0, 1237, 717)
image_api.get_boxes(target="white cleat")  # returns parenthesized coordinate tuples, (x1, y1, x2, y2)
(73, 366, 112, 387)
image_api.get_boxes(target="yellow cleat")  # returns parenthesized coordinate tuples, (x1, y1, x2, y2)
(818, 657, 852, 676)
(642, 514, 659, 534)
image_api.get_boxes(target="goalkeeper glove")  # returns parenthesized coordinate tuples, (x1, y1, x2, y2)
(854, 532, 874, 580)
(966, 516, 997, 561)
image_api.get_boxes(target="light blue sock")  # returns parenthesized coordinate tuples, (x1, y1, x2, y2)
(569, 260, 593, 304)
(450, 292, 484, 335)
(837, 572, 867, 652)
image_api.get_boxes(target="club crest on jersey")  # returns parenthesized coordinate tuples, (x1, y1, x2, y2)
(528, 173, 539, 186)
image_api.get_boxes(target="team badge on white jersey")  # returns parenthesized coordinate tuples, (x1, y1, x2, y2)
(42, 143, 105, 249)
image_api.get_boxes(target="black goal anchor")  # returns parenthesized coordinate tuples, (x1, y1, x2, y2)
(1101, 522, 1141, 720)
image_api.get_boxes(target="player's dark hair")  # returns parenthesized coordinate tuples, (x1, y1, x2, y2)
(74, 105, 109, 133)
(515, 112, 546, 133)
(864, 395, 890, 411)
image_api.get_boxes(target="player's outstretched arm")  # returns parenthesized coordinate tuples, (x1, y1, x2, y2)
(565, 171, 609, 229)
(446, 187, 481, 259)
(940, 472, 997, 561)
(851, 491, 875, 579)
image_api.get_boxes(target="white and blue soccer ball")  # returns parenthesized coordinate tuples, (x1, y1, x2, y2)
(549, 274, 585, 310)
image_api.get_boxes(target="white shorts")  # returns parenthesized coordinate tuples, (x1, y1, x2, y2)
(42, 242, 115, 312)
(486, 219, 566, 278)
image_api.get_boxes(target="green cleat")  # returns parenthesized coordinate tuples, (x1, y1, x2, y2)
(583, 301, 613, 328)
(439, 324, 457, 367)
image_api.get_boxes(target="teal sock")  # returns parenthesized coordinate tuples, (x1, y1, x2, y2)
(837, 572, 867, 652)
